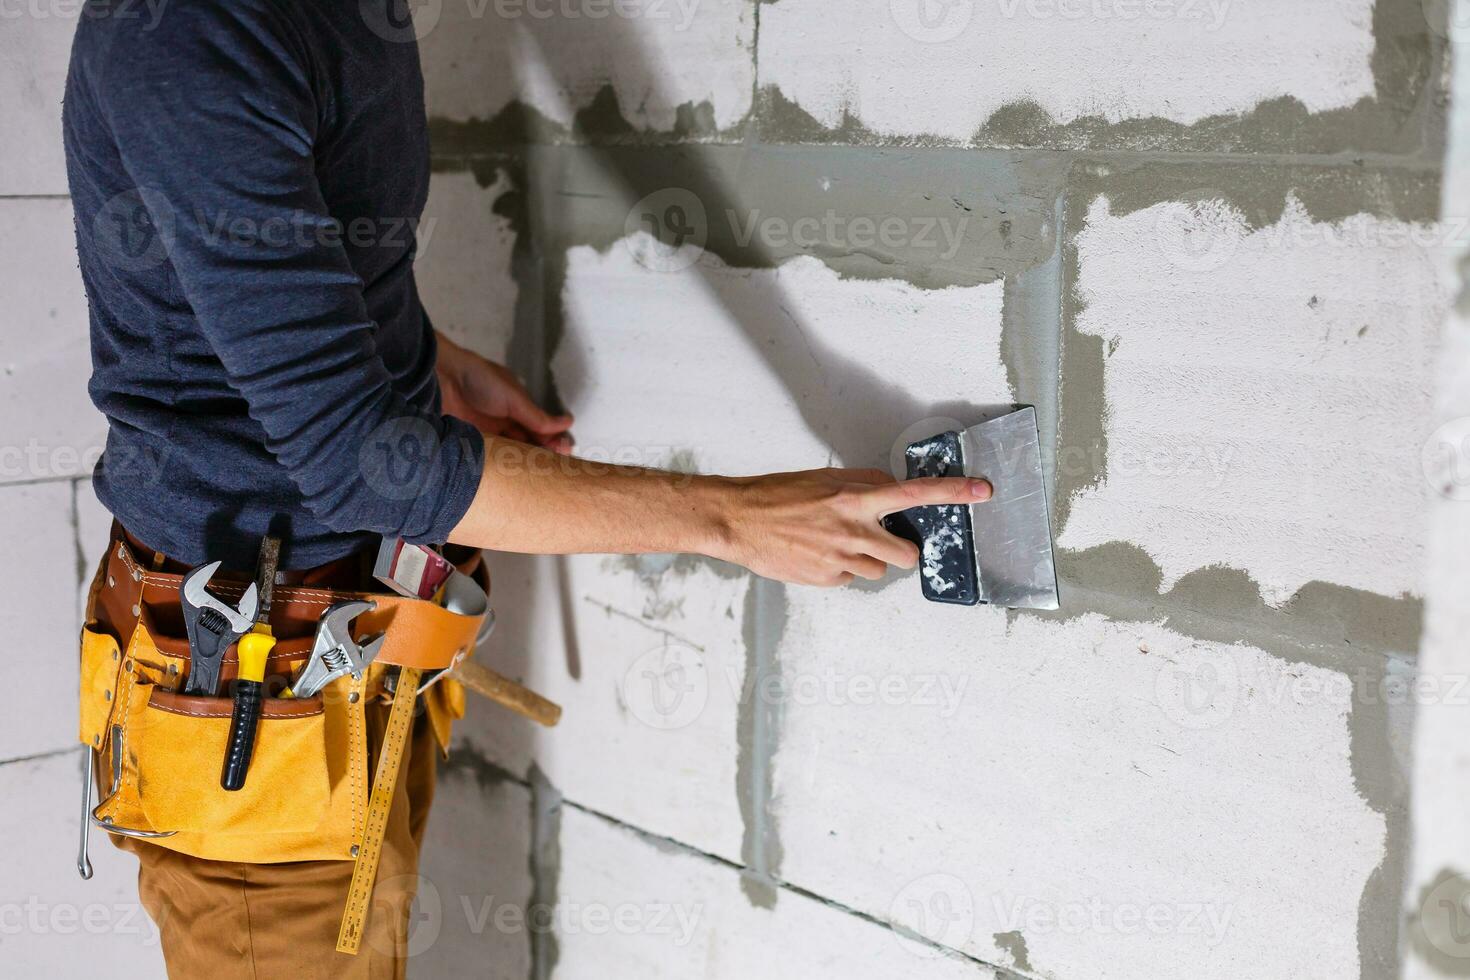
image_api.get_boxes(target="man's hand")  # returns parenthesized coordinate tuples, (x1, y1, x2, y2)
(436, 331, 574, 453)
(712, 468, 992, 586)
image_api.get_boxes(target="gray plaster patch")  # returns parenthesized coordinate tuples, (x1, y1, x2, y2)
(737, 575, 788, 908)
(529, 764, 563, 980)
(431, 84, 740, 150)
(993, 929, 1034, 974)
(516, 143, 1064, 289)
(440, 740, 515, 794)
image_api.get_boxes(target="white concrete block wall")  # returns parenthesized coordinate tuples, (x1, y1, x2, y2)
(553, 239, 1010, 473)
(2, 482, 84, 763)
(2, 1, 1455, 979)
(502, 203, 1439, 976)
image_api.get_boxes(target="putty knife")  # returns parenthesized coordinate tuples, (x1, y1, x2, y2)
(885, 407, 1060, 610)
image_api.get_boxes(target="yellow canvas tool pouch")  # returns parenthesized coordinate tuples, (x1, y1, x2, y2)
(79, 533, 487, 864)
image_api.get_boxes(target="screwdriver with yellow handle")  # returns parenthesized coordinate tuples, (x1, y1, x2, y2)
(222, 536, 280, 792)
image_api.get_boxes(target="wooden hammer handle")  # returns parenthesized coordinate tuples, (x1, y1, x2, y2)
(450, 660, 562, 728)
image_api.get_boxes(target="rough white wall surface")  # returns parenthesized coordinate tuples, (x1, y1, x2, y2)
(416, 169, 520, 362)
(412, 773, 535, 977)
(757, 0, 1376, 141)
(0, 199, 105, 487)
(4, 483, 84, 762)
(1061, 196, 1444, 604)
(553, 235, 1010, 474)
(553, 805, 996, 978)
(772, 587, 1382, 980)
(466, 553, 753, 863)
(1404, 13, 1470, 976)
(1, 753, 163, 977)
(421, 0, 754, 130)
(0, 10, 75, 195)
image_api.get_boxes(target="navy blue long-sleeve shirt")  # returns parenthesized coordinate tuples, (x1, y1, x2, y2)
(63, 0, 484, 570)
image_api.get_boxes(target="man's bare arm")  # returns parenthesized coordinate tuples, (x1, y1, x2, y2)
(449, 438, 992, 587)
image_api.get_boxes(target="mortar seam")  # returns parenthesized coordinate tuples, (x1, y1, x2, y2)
(0, 745, 81, 768)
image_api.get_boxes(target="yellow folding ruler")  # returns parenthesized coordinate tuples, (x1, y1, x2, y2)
(336, 665, 420, 956)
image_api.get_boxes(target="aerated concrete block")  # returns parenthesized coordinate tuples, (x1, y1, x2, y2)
(2, 481, 84, 762)
(552, 805, 997, 978)
(459, 551, 754, 864)
(0, 751, 163, 977)
(0, 199, 104, 487)
(757, 0, 1436, 154)
(417, 167, 522, 362)
(0, 7, 76, 195)
(1058, 165, 1448, 608)
(769, 586, 1384, 980)
(412, 762, 535, 978)
(552, 234, 1011, 474)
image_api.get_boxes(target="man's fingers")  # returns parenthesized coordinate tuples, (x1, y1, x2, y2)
(866, 476, 991, 516)
(860, 529, 921, 569)
(846, 555, 888, 582)
(539, 433, 576, 455)
(458, 413, 533, 443)
(833, 467, 896, 486)
(508, 389, 574, 436)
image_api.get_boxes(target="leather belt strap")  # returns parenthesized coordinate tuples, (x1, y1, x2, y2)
(106, 534, 484, 674)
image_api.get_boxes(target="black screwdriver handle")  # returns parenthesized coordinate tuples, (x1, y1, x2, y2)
(221, 680, 263, 791)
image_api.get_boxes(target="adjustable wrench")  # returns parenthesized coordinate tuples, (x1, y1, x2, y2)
(180, 561, 258, 697)
(287, 600, 385, 699)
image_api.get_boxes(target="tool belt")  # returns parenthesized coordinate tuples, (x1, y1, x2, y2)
(78, 525, 487, 865)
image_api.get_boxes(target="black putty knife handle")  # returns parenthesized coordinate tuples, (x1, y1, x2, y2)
(221, 679, 263, 791)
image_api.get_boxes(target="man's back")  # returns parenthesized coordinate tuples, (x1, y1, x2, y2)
(65, 0, 482, 569)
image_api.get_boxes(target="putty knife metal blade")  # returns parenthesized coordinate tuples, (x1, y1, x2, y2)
(961, 407, 1059, 610)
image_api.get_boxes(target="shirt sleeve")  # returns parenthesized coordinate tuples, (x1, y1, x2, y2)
(91, 0, 483, 542)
